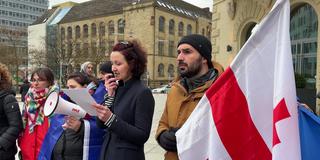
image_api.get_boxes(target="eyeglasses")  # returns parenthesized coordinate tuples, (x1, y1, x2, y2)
(30, 79, 46, 83)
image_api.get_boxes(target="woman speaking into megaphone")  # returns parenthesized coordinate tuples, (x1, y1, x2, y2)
(38, 72, 105, 160)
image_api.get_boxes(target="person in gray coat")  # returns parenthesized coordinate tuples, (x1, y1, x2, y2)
(93, 40, 155, 160)
(0, 63, 23, 160)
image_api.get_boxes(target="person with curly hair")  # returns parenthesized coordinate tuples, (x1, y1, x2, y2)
(0, 63, 23, 160)
(93, 39, 155, 160)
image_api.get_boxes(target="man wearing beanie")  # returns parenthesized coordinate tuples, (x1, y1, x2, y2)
(156, 34, 222, 160)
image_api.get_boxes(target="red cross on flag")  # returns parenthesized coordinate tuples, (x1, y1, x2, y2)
(176, 0, 301, 159)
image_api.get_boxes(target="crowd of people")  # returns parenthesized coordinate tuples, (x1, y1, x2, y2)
(0, 34, 225, 160)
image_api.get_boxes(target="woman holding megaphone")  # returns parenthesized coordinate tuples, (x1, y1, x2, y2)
(18, 67, 59, 160)
(38, 72, 105, 160)
(93, 40, 155, 160)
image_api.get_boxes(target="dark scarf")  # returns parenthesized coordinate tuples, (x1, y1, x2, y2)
(180, 68, 217, 93)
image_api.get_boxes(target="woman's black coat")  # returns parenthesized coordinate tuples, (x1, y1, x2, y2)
(0, 89, 23, 160)
(97, 78, 155, 160)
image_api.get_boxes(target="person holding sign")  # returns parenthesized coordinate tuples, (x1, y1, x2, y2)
(38, 72, 104, 160)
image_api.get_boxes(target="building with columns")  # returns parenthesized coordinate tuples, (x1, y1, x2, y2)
(29, 0, 212, 87)
(212, 0, 320, 112)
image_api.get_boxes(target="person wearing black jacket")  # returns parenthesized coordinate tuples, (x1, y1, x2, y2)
(0, 63, 23, 160)
(19, 79, 30, 102)
(93, 40, 155, 160)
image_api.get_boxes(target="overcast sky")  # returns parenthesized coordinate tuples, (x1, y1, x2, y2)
(49, 0, 213, 11)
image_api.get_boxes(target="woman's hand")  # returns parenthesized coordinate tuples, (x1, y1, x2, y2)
(104, 74, 118, 97)
(62, 116, 82, 132)
(93, 103, 113, 122)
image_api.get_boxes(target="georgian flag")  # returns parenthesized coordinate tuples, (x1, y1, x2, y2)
(176, 0, 301, 159)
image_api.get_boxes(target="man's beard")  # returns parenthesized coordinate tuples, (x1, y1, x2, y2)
(178, 57, 202, 78)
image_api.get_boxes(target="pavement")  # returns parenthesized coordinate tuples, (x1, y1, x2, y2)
(15, 93, 167, 160)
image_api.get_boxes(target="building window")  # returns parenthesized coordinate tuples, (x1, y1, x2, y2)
(158, 41, 164, 56)
(91, 23, 97, 37)
(108, 20, 114, 35)
(67, 42, 73, 56)
(187, 24, 192, 35)
(67, 26, 72, 39)
(202, 28, 205, 35)
(178, 22, 184, 36)
(169, 19, 175, 35)
(108, 41, 114, 53)
(118, 19, 125, 34)
(168, 40, 174, 57)
(61, 27, 65, 40)
(75, 43, 81, 54)
(75, 25, 80, 39)
(83, 24, 88, 38)
(91, 41, 97, 55)
(83, 43, 89, 56)
(206, 26, 211, 39)
(99, 22, 105, 36)
(290, 3, 318, 81)
(159, 16, 165, 32)
(158, 63, 164, 77)
(99, 40, 106, 54)
(168, 64, 174, 78)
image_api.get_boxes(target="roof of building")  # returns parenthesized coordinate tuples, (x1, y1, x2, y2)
(32, 8, 58, 25)
(58, 0, 211, 24)
(155, 0, 211, 19)
(59, 0, 136, 24)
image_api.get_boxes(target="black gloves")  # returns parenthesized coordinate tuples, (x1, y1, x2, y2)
(157, 127, 179, 152)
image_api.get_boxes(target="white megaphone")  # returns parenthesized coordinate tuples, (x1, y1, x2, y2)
(44, 91, 88, 118)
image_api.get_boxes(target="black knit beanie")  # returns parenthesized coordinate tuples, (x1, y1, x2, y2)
(177, 34, 213, 68)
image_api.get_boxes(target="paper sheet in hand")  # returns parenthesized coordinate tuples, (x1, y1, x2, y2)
(62, 88, 97, 116)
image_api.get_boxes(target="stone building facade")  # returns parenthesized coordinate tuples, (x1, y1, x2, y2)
(30, 0, 212, 87)
(212, 0, 320, 112)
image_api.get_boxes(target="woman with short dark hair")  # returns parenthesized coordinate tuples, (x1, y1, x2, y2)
(93, 39, 155, 160)
(18, 67, 59, 160)
(0, 63, 23, 160)
(38, 72, 105, 160)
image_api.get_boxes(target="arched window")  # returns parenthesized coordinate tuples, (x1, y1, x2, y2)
(61, 27, 65, 39)
(290, 3, 318, 83)
(159, 16, 165, 32)
(158, 63, 164, 77)
(178, 22, 184, 36)
(169, 19, 175, 35)
(118, 19, 125, 34)
(83, 24, 88, 38)
(168, 64, 174, 78)
(91, 23, 97, 37)
(67, 26, 72, 39)
(187, 24, 192, 35)
(99, 22, 105, 36)
(108, 20, 114, 35)
(75, 25, 80, 39)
